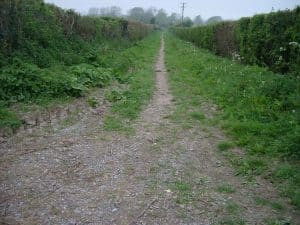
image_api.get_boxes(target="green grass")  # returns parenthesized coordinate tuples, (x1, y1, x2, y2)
(189, 111, 206, 121)
(226, 201, 240, 214)
(103, 32, 161, 131)
(164, 33, 300, 209)
(218, 141, 235, 151)
(218, 218, 246, 225)
(171, 181, 194, 204)
(87, 97, 98, 108)
(264, 218, 293, 225)
(254, 197, 285, 211)
(217, 183, 236, 193)
(0, 108, 22, 131)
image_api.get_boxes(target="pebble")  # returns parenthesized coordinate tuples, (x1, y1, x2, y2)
(112, 208, 118, 212)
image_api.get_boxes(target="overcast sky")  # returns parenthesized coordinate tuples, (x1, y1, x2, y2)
(45, 0, 300, 20)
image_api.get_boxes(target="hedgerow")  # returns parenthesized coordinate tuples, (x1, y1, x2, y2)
(0, 0, 154, 129)
(171, 6, 300, 76)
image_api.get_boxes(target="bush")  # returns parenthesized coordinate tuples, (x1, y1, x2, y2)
(0, 0, 154, 107)
(171, 6, 300, 76)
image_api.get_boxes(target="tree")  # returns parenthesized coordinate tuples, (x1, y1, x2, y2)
(88, 6, 121, 17)
(108, 6, 122, 17)
(88, 7, 99, 16)
(150, 17, 156, 24)
(128, 7, 145, 22)
(144, 7, 156, 24)
(193, 15, 204, 26)
(155, 9, 168, 27)
(168, 13, 181, 26)
(181, 17, 193, 27)
(206, 16, 222, 25)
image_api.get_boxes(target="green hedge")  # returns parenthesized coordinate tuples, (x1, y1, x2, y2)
(0, 0, 154, 103)
(0, 1, 154, 67)
(171, 6, 300, 76)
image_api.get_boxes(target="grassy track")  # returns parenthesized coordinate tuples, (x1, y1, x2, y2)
(104, 32, 161, 131)
(164, 33, 300, 209)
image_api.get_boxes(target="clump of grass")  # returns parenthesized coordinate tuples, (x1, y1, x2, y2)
(236, 157, 267, 176)
(105, 89, 125, 103)
(217, 183, 236, 193)
(226, 201, 240, 214)
(87, 97, 98, 108)
(189, 111, 206, 121)
(218, 141, 235, 151)
(0, 108, 22, 129)
(103, 116, 125, 131)
(264, 218, 292, 225)
(219, 218, 246, 225)
(254, 197, 285, 211)
(172, 181, 193, 204)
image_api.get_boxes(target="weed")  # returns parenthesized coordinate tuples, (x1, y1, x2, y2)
(189, 111, 206, 121)
(218, 218, 246, 225)
(254, 197, 285, 211)
(0, 107, 22, 129)
(217, 184, 236, 193)
(105, 89, 125, 102)
(226, 201, 240, 214)
(264, 218, 293, 225)
(87, 97, 98, 108)
(171, 181, 194, 204)
(218, 141, 235, 151)
(103, 116, 125, 131)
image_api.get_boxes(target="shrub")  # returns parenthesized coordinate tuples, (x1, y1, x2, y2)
(171, 6, 300, 76)
(0, 0, 154, 106)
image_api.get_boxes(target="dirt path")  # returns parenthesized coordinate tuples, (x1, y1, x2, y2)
(1, 37, 299, 225)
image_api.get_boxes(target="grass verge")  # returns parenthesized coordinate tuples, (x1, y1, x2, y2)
(103, 32, 161, 132)
(164, 33, 300, 209)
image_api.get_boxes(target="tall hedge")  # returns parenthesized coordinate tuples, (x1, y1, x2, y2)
(0, 0, 154, 103)
(171, 7, 300, 76)
(0, 0, 154, 63)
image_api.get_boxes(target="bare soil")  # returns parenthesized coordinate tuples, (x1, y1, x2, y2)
(0, 37, 299, 225)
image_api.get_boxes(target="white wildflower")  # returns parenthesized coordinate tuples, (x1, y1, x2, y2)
(289, 41, 300, 47)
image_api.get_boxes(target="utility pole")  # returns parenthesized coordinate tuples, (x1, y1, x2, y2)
(181, 2, 186, 24)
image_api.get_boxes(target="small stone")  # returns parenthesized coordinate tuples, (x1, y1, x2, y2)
(66, 220, 77, 225)
(112, 208, 118, 212)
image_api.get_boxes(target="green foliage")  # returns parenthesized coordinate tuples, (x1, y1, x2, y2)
(165, 34, 300, 208)
(236, 7, 300, 75)
(87, 97, 98, 108)
(217, 184, 236, 193)
(218, 141, 235, 151)
(0, 0, 154, 129)
(171, 6, 300, 76)
(218, 218, 246, 225)
(0, 108, 22, 129)
(103, 32, 161, 131)
(0, 62, 113, 103)
(254, 197, 285, 211)
(172, 181, 193, 204)
(189, 111, 205, 120)
(172, 25, 217, 53)
(105, 89, 126, 103)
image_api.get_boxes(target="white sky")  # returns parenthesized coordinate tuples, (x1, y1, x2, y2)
(45, 0, 300, 20)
